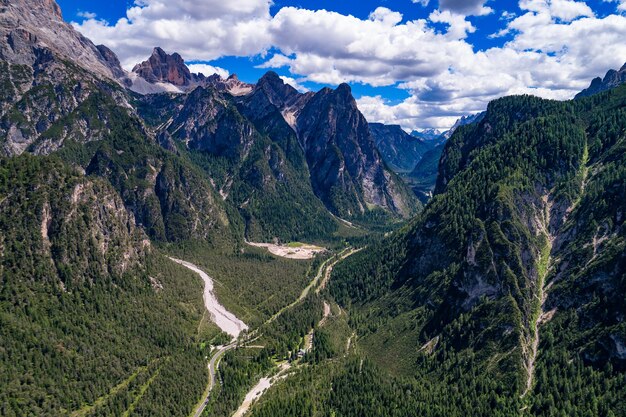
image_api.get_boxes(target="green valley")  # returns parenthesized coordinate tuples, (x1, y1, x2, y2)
(1, 1, 626, 416)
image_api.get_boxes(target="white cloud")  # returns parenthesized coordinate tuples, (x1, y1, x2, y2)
(74, 0, 273, 68)
(429, 10, 476, 39)
(71, 0, 626, 130)
(187, 63, 229, 79)
(369, 7, 404, 26)
(77, 11, 97, 19)
(501, 11, 517, 20)
(279, 75, 310, 92)
(518, 0, 594, 22)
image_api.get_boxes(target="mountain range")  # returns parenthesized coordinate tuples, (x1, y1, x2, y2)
(1, 1, 626, 416)
(576, 63, 626, 99)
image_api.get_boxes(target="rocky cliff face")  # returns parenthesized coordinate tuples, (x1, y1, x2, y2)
(0, 157, 148, 283)
(369, 123, 430, 173)
(0, 0, 126, 81)
(241, 72, 419, 219)
(132, 47, 194, 87)
(0, 0, 137, 156)
(295, 83, 418, 218)
(0, 54, 136, 157)
(576, 62, 626, 98)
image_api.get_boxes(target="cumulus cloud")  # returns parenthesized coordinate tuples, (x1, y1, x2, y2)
(369, 7, 404, 26)
(429, 10, 476, 39)
(75, 0, 273, 68)
(71, 0, 626, 130)
(518, 0, 594, 22)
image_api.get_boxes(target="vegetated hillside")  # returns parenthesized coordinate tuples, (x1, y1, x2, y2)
(0, 156, 212, 416)
(54, 96, 234, 244)
(369, 123, 430, 173)
(405, 143, 445, 203)
(330, 87, 626, 415)
(0, 2, 312, 415)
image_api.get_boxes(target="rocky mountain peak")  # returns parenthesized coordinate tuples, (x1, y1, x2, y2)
(333, 84, 358, 110)
(0, 0, 124, 81)
(132, 47, 193, 87)
(96, 44, 129, 82)
(335, 83, 352, 95)
(576, 61, 626, 99)
(5, 0, 63, 20)
(257, 71, 283, 85)
(255, 71, 299, 107)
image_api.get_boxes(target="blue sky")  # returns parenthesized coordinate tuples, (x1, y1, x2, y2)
(57, 0, 626, 129)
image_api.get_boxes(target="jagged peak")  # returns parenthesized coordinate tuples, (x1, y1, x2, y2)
(335, 83, 352, 95)
(257, 71, 287, 89)
(259, 71, 281, 80)
(576, 60, 626, 99)
(147, 47, 184, 65)
(254, 71, 299, 106)
(132, 47, 192, 87)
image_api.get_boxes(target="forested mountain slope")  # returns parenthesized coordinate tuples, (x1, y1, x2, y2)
(135, 69, 419, 231)
(0, 156, 213, 417)
(134, 79, 337, 241)
(330, 86, 626, 415)
(369, 123, 430, 173)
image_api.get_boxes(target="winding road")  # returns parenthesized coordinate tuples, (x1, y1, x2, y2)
(230, 247, 363, 416)
(173, 246, 362, 417)
(192, 342, 237, 417)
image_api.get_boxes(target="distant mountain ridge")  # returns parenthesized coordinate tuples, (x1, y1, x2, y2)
(138, 68, 419, 223)
(576, 62, 626, 99)
(129, 47, 253, 95)
(369, 123, 430, 173)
